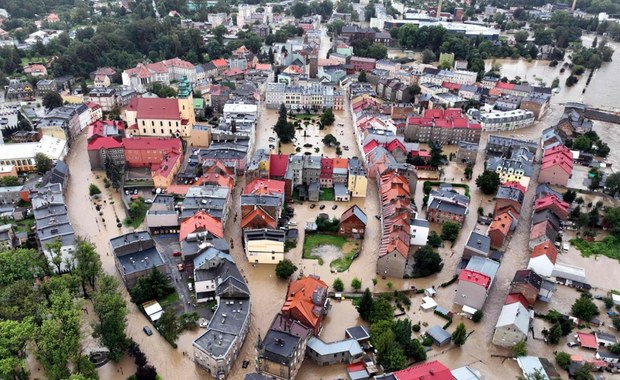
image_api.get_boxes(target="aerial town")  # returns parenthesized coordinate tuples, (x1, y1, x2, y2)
(1, 0, 620, 379)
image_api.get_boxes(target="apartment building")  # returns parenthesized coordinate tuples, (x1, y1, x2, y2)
(265, 83, 344, 110)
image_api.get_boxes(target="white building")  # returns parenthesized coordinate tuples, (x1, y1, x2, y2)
(265, 83, 344, 110)
(468, 109, 535, 132)
(492, 301, 531, 347)
(0, 135, 68, 173)
(410, 218, 429, 246)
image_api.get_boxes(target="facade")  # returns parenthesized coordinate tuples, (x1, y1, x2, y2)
(338, 205, 367, 239)
(538, 145, 573, 187)
(347, 158, 367, 198)
(122, 58, 196, 93)
(456, 142, 478, 164)
(122, 137, 182, 168)
(454, 257, 499, 310)
(467, 109, 535, 132)
(527, 241, 558, 277)
(492, 301, 530, 347)
(256, 314, 313, 380)
(243, 229, 285, 264)
(495, 183, 526, 215)
(265, 83, 344, 111)
(427, 188, 469, 226)
(405, 108, 481, 145)
(305, 337, 363, 366)
(509, 269, 542, 306)
(109, 231, 168, 287)
(486, 147, 534, 189)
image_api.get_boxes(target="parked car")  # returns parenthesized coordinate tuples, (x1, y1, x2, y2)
(143, 326, 153, 336)
(172, 251, 182, 257)
(310, 204, 316, 209)
(332, 205, 338, 210)
(177, 263, 184, 271)
(319, 205, 325, 210)
(375, 215, 381, 220)
(567, 341, 579, 347)
(199, 321, 208, 328)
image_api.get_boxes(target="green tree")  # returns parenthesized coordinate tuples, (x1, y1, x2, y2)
(0, 176, 20, 186)
(89, 184, 102, 197)
(605, 173, 620, 197)
(422, 49, 435, 64)
(351, 277, 362, 291)
(333, 278, 344, 292)
(412, 245, 443, 277)
(36, 289, 82, 380)
(149, 83, 177, 98)
(356, 288, 374, 321)
(35, 153, 53, 173)
(555, 351, 571, 370)
(514, 31, 529, 44)
(545, 322, 562, 344)
(393, 319, 412, 346)
(42, 92, 63, 110)
(571, 292, 599, 321)
(370, 319, 395, 356)
(358, 70, 367, 82)
(476, 170, 501, 194)
(74, 355, 99, 380)
(0, 317, 36, 380)
(513, 340, 528, 357)
(369, 297, 394, 323)
(613, 315, 620, 330)
(573, 135, 592, 151)
(322, 133, 339, 147)
(563, 190, 577, 203)
(72, 239, 102, 297)
(441, 221, 460, 242)
(404, 338, 427, 362)
(472, 310, 483, 323)
(451, 323, 467, 346)
(158, 309, 181, 344)
(92, 274, 128, 361)
(366, 43, 388, 59)
(320, 108, 335, 126)
(610, 343, 620, 354)
(382, 344, 406, 371)
(275, 259, 297, 279)
(274, 104, 295, 143)
(464, 163, 473, 179)
(129, 269, 173, 305)
(427, 231, 442, 247)
(573, 364, 595, 380)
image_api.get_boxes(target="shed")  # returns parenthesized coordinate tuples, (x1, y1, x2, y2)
(575, 332, 598, 349)
(461, 305, 477, 318)
(424, 287, 437, 297)
(420, 296, 437, 311)
(612, 293, 620, 306)
(426, 325, 451, 346)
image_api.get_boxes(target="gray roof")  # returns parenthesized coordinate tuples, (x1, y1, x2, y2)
(240, 194, 281, 207)
(426, 325, 451, 345)
(261, 329, 300, 363)
(496, 302, 530, 336)
(486, 156, 533, 177)
(345, 325, 370, 341)
(243, 228, 286, 242)
(451, 366, 483, 380)
(516, 357, 549, 380)
(551, 262, 588, 284)
(496, 185, 525, 203)
(110, 231, 152, 249)
(595, 331, 617, 343)
(487, 135, 537, 150)
(411, 218, 429, 228)
(465, 231, 491, 254)
(306, 337, 362, 357)
(429, 199, 467, 216)
(466, 256, 500, 281)
(193, 297, 250, 359)
(116, 246, 165, 275)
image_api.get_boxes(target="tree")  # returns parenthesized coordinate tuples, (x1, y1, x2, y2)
(320, 108, 335, 126)
(427, 231, 442, 247)
(0, 176, 20, 186)
(404, 338, 427, 362)
(573, 364, 595, 380)
(573, 135, 592, 151)
(333, 278, 344, 292)
(563, 190, 577, 203)
(369, 297, 394, 324)
(610, 343, 620, 354)
(35, 153, 53, 173)
(544, 322, 562, 344)
(412, 245, 443, 277)
(351, 277, 362, 291)
(0, 317, 36, 380)
(393, 319, 412, 346)
(92, 274, 128, 361)
(72, 239, 102, 297)
(322, 134, 338, 147)
(158, 309, 180, 344)
(555, 351, 571, 370)
(407, 84, 421, 98)
(612, 315, 620, 330)
(366, 43, 388, 59)
(605, 172, 620, 197)
(476, 170, 501, 194)
(382, 344, 406, 371)
(514, 31, 529, 44)
(129, 269, 173, 305)
(422, 49, 435, 64)
(149, 83, 177, 98)
(89, 184, 101, 197)
(357, 288, 374, 321)
(275, 259, 297, 279)
(135, 364, 158, 380)
(42, 92, 63, 110)
(472, 310, 483, 323)
(358, 70, 367, 83)
(451, 323, 467, 346)
(370, 319, 395, 357)
(274, 103, 295, 143)
(512, 340, 527, 357)
(441, 221, 460, 242)
(464, 163, 473, 179)
(571, 292, 599, 321)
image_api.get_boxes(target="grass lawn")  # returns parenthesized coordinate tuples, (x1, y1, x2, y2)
(292, 114, 317, 120)
(320, 188, 335, 201)
(14, 217, 35, 233)
(158, 291, 180, 309)
(571, 236, 620, 261)
(330, 249, 360, 272)
(303, 234, 349, 266)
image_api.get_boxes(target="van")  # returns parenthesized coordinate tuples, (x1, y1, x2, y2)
(288, 221, 297, 226)
(562, 243, 570, 253)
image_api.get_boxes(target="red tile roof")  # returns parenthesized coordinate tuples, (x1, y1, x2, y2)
(459, 269, 491, 288)
(505, 293, 529, 308)
(541, 145, 573, 175)
(531, 241, 558, 264)
(162, 57, 194, 69)
(197, 172, 235, 189)
(363, 139, 380, 155)
(332, 158, 349, 169)
(495, 81, 515, 90)
(240, 207, 277, 229)
(489, 212, 512, 236)
(393, 360, 455, 380)
(269, 154, 289, 177)
(281, 276, 328, 334)
(320, 158, 333, 179)
(88, 120, 125, 140)
(534, 195, 569, 219)
(212, 58, 228, 68)
(87, 136, 123, 151)
(122, 137, 182, 152)
(442, 81, 461, 91)
(179, 210, 224, 241)
(576, 332, 598, 349)
(151, 151, 181, 178)
(244, 178, 285, 196)
(127, 98, 181, 120)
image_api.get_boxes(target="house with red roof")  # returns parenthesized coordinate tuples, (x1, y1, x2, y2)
(124, 96, 194, 138)
(539, 145, 573, 187)
(320, 157, 334, 188)
(534, 194, 569, 220)
(528, 241, 558, 277)
(46, 13, 60, 23)
(211, 58, 228, 73)
(509, 269, 542, 306)
(87, 120, 125, 170)
(505, 293, 529, 309)
(529, 219, 559, 249)
(151, 151, 182, 189)
(454, 269, 493, 310)
(385, 360, 455, 380)
(122, 58, 196, 92)
(339, 205, 367, 239)
(122, 137, 182, 168)
(495, 80, 516, 93)
(281, 276, 330, 335)
(488, 211, 517, 249)
(23, 64, 47, 77)
(576, 332, 598, 349)
(179, 210, 224, 241)
(405, 108, 481, 145)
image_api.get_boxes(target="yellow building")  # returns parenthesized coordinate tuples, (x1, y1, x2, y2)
(243, 229, 285, 264)
(151, 152, 182, 189)
(348, 159, 368, 198)
(0, 165, 18, 178)
(124, 76, 195, 138)
(189, 124, 212, 148)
